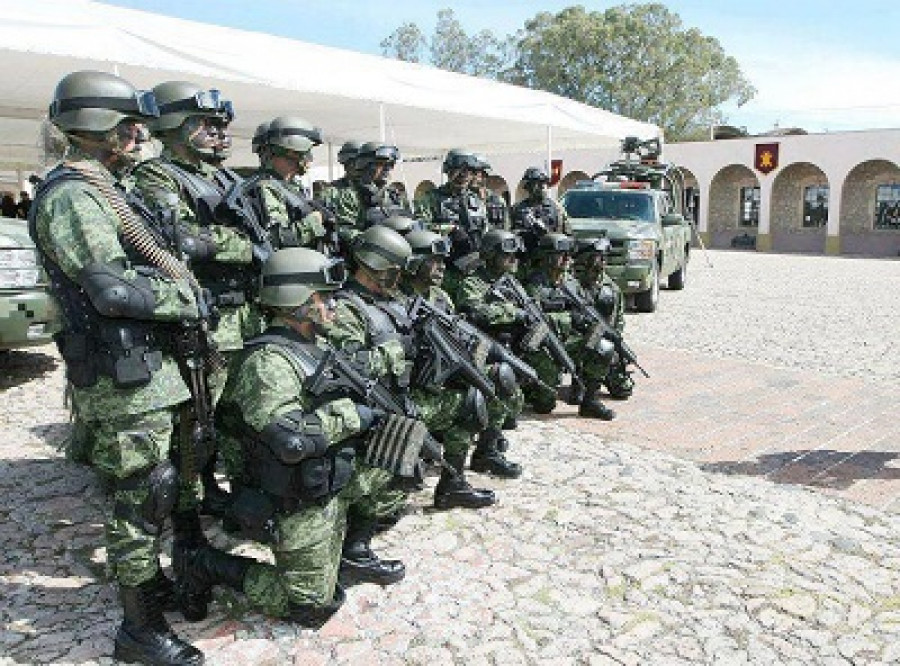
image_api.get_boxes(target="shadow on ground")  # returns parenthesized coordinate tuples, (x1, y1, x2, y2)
(702, 449, 900, 491)
(0, 349, 58, 391)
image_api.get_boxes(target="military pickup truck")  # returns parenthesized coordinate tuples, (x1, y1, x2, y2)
(561, 138, 692, 313)
(0, 216, 57, 350)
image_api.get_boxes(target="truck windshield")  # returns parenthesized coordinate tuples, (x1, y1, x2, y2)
(564, 190, 655, 223)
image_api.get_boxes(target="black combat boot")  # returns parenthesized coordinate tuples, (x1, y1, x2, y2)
(198, 460, 231, 519)
(146, 566, 178, 613)
(340, 515, 406, 585)
(578, 385, 616, 420)
(433, 452, 496, 510)
(470, 429, 522, 479)
(114, 579, 204, 666)
(286, 583, 346, 629)
(174, 543, 253, 622)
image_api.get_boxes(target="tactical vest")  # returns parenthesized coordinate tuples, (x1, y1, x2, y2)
(217, 330, 355, 507)
(29, 166, 172, 389)
(252, 175, 318, 248)
(360, 183, 408, 227)
(337, 286, 415, 391)
(136, 158, 251, 306)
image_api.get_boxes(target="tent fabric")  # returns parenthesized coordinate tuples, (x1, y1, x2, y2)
(0, 0, 659, 171)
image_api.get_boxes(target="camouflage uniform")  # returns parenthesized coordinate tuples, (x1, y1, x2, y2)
(31, 155, 199, 588)
(415, 183, 489, 270)
(253, 171, 327, 250)
(216, 325, 370, 615)
(578, 265, 632, 399)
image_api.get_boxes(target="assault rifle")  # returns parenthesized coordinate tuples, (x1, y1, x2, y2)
(487, 273, 586, 401)
(558, 281, 649, 378)
(407, 296, 553, 395)
(304, 347, 458, 478)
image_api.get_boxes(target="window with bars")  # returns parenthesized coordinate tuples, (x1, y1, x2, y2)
(875, 184, 900, 230)
(803, 185, 829, 228)
(739, 186, 760, 227)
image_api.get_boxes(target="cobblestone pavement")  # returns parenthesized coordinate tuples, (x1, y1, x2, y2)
(2, 250, 900, 665)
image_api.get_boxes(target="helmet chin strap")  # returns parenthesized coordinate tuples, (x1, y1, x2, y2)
(67, 127, 141, 170)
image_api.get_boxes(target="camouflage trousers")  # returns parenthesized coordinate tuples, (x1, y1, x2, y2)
(487, 388, 524, 430)
(522, 336, 611, 412)
(90, 406, 188, 587)
(242, 463, 399, 617)
(413, 386, 479, 457)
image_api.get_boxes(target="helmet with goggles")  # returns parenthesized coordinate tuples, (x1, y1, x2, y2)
(481, 228, 525, 256)
(351, 225, 413, 273)
(49, 70, 159, 134)
(259, 248, 346, 308)
(150, 81, 234, 133)
(537, 232, 575, 254)
(265, 116, 323, 154)
(442, 148, 478, 174)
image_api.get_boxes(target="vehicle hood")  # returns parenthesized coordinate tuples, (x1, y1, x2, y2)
(569, 217, 660, 241)
(0, 217, 33, 248)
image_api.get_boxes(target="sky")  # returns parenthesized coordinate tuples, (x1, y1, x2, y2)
(102, 0, 900, 135)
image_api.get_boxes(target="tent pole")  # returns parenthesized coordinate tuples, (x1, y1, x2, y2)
(379, 103, 386, 142)
(327, 141, 334, 181)
(546, 124, 553, 194)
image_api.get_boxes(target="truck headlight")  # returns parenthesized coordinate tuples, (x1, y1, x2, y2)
(0, 248, 41, 288)
(627, 239, 655, 261)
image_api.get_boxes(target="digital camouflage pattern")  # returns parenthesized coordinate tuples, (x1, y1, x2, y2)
(32, 155, 199, 587)
(414, 184, 464, 235)
(131, 149, 254, 353)
(255, 173, 327, 248)
(217, 334, 367, 614)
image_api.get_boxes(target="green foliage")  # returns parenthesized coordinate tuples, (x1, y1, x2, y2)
(508, 4, 756, 140)
(379, 4, 756, 141)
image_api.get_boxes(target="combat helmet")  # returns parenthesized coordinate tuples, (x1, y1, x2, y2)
(472, 153, 491, 173)
(351, 225, 413, 273)
(481, 228, 524, 256)
(537, 232, 575, 254)
(442, 148, 477, 174)
(355, 142, 399, 167)
(337, 140, 362, 165)
(49, 70, 159, 134)
(405, 229, 451, 270)
(251, 121, 270, 154)
(151, 81, 234, 133)
(522, 167, 550, 184)
(259, 247, 347, 308)
(574, 236, 611, 260)
(265, 116, 323, 154)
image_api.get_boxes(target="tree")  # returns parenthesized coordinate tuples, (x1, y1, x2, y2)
(508, 4, 756, 140)
(380, 22, 427, 63)
(381, 8, 512, 78)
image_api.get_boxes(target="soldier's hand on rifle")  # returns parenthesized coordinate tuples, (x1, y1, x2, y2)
(179, 231, 218, 262)
(356, 405, 388, 430)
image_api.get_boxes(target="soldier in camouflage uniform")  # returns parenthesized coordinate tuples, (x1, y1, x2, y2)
(405, 229, 522, 479)
(471, 153, 510, 230)
(523, 233, 616, 420)
(327, 226, 495, 510)
(131, 81, 261, 522)
(246, 115, 329, 251)
(326, 141, 409, 245)
(572, 237, 634, 400)
(199, 247, 385, 625)
(414, 148, 489, 278)
(510, 167, 572, 257)
(30, 71, 204, 666)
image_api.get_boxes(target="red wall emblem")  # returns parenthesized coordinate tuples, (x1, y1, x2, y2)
(549, 159, 563, 186)
(755, 143, 779, 175)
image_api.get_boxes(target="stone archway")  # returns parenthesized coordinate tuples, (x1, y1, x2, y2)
(414, 180, 436, 201)
(770, 162, 829, 254)
(707, 164, 760, 249)
(840, 159, 900, 256)
(486, 174, 510, 206)
(558, 170, 590, 197)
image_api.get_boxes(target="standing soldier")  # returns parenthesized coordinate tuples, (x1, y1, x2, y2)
(415, 148, 488, 277)
(131, 81, 260, 548)
(31, 71, 204, 665)
(471, 153, 510, 230)
(572, 237, 634, 400)
(510, 167, 571, 255)
(406, 229, 523, 479)
(523, 233, 616, 420)
(328, 141, 409, 243)
(243, 115, 331, 252)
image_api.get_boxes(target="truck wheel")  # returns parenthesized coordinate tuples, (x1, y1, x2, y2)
(668, 262, 687, 290)
(634, 264, 660, 312)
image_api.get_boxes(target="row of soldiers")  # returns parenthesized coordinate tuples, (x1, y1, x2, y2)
(30, 71, 641, 666)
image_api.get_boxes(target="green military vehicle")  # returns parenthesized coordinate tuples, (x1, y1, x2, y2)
(0, 216, 57, 350)
(561, 137, 692, 313)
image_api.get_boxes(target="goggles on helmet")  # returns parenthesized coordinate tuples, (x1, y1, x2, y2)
(261, 257, 348, 289)
(355, 238, 415, 271)
(50, 89, 160, 120)
(418, 236, 452, 257)
(367, 145, 400, 162)
(267, 125, 324, 146)
(495, 235, 524, 254)
(158, 89, 234, 122)
(544, 236, 575, 253)
(577, 237, 611, 255)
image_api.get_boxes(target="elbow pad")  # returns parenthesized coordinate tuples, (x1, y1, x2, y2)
(259, 410, 329, 465)
(79, 261, 157, 319)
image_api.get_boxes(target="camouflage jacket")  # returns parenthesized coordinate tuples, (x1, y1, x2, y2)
(253, 169, 326, 249)
(324, 182, 408, 244)
(580, 272, 625, 334)
(454, 268, 521, 329)
(32, 156, 197, 419)
(510, 196, 571, 235)
(523, 272, 578, 340)
(131, 149, 254, 351)
(217, 323, 366, 479)
(414, 184, 488, 236)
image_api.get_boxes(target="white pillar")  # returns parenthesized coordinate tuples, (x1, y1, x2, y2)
(327, 142, 334, 181)
(546, 125, 554, 195)
(757, 175, 774, 236)
(697, 176, 711, 234)
(16, 169, 25, 193)
(825, 176, 843, 255)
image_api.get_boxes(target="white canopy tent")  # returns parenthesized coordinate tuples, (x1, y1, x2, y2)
(0, 0, 659, 184)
